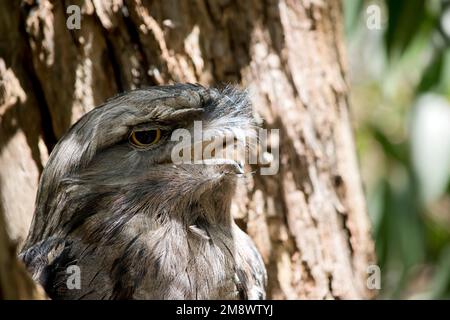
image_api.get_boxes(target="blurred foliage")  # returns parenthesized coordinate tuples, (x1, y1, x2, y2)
(344, 0, 450, 298)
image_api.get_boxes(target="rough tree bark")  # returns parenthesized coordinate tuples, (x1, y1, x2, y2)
(0, 206, 46, 299)
(0, 0, 375, 299)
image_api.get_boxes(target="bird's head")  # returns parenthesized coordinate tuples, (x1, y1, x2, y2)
(26, 84, 257, 245)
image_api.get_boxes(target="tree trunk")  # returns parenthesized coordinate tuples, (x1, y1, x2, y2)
(0, 0, 375, 299)
(0, 204, 46, 299)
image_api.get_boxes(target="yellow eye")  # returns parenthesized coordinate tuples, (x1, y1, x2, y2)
(129, 128, 161, 147)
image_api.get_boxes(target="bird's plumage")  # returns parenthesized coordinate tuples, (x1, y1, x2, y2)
(20, 84, 267, 299)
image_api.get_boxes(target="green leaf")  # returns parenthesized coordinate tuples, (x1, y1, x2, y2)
(384, 0, 426, 58)
(417, 51, 444, 93)
(370, 125, 408, 165)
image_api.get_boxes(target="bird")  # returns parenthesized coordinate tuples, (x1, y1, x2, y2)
(19, 83, 267, 300)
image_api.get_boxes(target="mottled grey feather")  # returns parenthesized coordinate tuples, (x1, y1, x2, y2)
(20, 84, 266, 300)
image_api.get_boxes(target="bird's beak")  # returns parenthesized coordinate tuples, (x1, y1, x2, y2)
(200, 158, 245, 174)
(188, 136, 247, 175)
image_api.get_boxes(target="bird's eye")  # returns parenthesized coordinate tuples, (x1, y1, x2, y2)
(129, 128, 161, 148)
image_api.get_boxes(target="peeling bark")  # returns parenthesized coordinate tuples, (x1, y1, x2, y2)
(0, 0, 375, 299)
